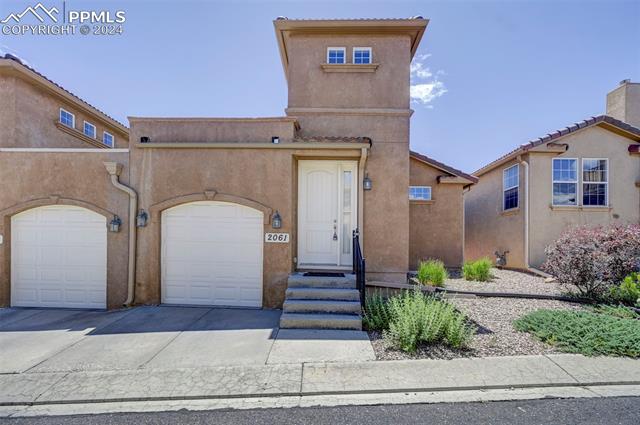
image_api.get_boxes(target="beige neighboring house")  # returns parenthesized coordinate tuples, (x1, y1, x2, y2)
(0, 18, 475, 320)
(465, 81, 640, 271)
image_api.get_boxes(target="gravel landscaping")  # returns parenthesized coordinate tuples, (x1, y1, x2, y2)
(368, 269, 585, 361)
(443, 268, 570, 296)
(369, 297, 584, 360)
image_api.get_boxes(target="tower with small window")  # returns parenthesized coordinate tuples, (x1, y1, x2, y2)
(274, 17, 429, 282)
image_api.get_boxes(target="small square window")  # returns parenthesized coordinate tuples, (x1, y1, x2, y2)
(103, 131, 114, 148)
(59, 108, 75, 128)
(409, 186, 432, 201)
(83, 121, 96, 139)
(353, 47, 372, 64)
(327, 47, 345, 64)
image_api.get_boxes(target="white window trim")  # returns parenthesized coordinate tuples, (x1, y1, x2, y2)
(103, 131, 115, 147)
(326, 47, 346, 64)
(353, 47, 372, 64)
(83, 121, 97, 139)
(409, 186, 432, 201)
(551, 158, 579, 207)
(502, 164, 519, 211)
(59, 108, 75, 128)
(581, 158, 609, 207)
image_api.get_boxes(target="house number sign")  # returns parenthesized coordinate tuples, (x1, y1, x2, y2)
(265, 233, 289, 243)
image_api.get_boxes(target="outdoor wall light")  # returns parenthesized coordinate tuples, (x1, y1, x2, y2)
(363, 173, 373, 191)
(136, 209, 149, 227)
(140, 136, 150, 143)
(271, 136, 280, 144)
(272, 210, 282, 229)
(109, 215, 122, 233)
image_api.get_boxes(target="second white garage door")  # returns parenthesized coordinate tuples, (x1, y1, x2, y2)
(161, 201, 263, 307)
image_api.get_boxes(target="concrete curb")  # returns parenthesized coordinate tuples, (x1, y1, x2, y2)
(1, 354, 639, 407)
(2, 380, 640, 407)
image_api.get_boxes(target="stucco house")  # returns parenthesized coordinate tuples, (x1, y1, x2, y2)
(465, 81, 640, 271)
(0, 18, 475, 329)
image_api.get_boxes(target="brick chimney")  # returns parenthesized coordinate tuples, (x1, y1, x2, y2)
(606, 79, 640, 128)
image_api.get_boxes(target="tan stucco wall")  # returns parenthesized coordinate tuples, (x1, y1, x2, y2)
(528, 126, 640, 267)
(0, 69, 128, 148)
(607, 82, 640, 128)
(0, 152, 131, 309)
(286, 34, 410, 109)
(464, 158, 526, 268)
(129, 118, 362, 308)
(408, 158, 465, 268)
(285, 31, 413, 283)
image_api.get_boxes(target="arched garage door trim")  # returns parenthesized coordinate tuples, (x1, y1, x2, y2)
(0, 196, 119, 309)
(141, 191, 273, 306)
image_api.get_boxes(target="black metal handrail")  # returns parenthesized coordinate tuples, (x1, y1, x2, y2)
(352, 229, 366, 309)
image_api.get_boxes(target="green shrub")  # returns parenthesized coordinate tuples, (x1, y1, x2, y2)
(592, 305, 639, 320)
(609, 273, 640, 306)
(514, 309, 640, 357)
(375, 290, 475, 352)
(416, 259, 448, 287)
(363, 293, 393, 331)
(462, 258, 493, 281)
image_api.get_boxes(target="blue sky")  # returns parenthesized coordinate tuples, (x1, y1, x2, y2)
(1, 0, 638, 172)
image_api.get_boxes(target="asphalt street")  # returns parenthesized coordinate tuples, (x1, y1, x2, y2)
(2, 396, 639, 424)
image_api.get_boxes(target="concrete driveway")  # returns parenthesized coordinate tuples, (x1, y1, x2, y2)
(0, 306, 374, 374)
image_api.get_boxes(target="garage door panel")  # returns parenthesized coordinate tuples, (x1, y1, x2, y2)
(162, 201, 263, 307)
(11, 206, 107, 309)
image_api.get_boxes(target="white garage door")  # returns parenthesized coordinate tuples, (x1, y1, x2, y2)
(161, 201, 263, 307)
(11, 205, 107, 309)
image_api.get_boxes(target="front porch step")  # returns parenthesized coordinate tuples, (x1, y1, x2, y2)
(283, 299, 362, 314)
(285, 287, 360, 301)
(287, 273, 356, 289)
(280, 312, 362, 330)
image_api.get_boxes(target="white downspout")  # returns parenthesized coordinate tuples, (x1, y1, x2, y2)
(520, 157, 530, 269)
(519, 156, 551, 277)
(104, 162, 137, 306)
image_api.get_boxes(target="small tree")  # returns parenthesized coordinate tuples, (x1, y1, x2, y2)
(543, 223, 640, 298)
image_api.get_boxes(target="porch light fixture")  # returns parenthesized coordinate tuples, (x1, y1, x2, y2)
(271, 136, 280, 144)
(109, 215, 122, 233)
(140, 136, 150, 143)
(272, 210, 282, 229)
(136, 209, 149, 227)
(363, 173, 373, 191)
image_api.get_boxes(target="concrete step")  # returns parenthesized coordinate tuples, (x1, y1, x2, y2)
(283, 299, 362, 314)
(287, 273, 356, 289)
(280, 312, 362, 330)
(285, 287, 360, 301)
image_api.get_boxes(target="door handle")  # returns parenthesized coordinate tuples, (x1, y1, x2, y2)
(332, 222, 338, 241)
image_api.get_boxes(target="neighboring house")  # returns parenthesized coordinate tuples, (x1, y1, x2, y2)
(0, 18, 474, 316)
(0, 54, 130, 310)
(465, 81, 640, 271)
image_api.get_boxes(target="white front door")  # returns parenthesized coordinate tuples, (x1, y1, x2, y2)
(298, 161, 358, 268)
(11, 205, 107, 309)
(161, 201, 263, 307)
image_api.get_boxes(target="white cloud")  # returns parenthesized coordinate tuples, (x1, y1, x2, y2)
(410, 82, 447, 107)
(410, 53, 446, 107)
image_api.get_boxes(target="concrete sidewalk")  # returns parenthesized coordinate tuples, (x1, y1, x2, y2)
(1, 354, 638, 407)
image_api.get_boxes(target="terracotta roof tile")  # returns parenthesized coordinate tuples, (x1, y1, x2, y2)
(293, 136, 371, 144)
(474, 115, 640, 176)
(1, 53, 128, 131)
(410, 150, 478, 184)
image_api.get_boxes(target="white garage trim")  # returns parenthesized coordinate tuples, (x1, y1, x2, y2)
(161, 201, 264, 307)
(11, 205, 107, 309)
